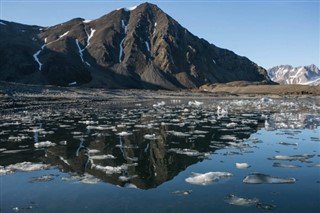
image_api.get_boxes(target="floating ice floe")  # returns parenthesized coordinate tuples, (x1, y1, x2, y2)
(268, 154, 315, 162)
(172, 190, 192, 195)
(0, 166, 14, 176)
(226, 122, 237, 128)
(90, 154, 116, 160)
(168, 148, 207, 157)
(243, 172, 296, 184)
(29, 174, 57, 183)
(119, 174, 138, 182)
(153, 101, 166, 107)
(272, 163, 301, 168)
(62, 173, 99, 184)
(185, 172, 232, 185)
(4, 162, 50, 174)
(116, 131, 132, 136)
(225, 194, 259, 206)
(34, 141, 56, 148)
(93, 164, 128, 174)
(167, 131, 190, 137)
(308, 164, 320, 168)
(188, 100, 203, 107)
(278, 142, 298, 146)
(144, 134, 160, 140)
(235, 163, 251, 169)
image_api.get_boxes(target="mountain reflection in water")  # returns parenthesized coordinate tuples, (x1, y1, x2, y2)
(0, 99, 319, 190)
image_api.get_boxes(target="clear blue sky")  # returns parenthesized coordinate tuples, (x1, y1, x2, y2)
(1, 0, 319, 69)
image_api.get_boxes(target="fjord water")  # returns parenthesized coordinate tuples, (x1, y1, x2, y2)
(1, 98, 319, 212)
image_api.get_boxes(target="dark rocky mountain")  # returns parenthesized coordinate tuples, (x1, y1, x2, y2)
(0, 3, 271, 89)
(267, 64, 320, 86)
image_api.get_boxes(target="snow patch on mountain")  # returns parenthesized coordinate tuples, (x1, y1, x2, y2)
(268, 65, 320, 86)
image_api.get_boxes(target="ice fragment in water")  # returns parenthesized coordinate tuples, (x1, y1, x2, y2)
(172, 190, 192, 195)
(272, 163, 301, 168)
(185, 172, 232, 185)
(278, 142, 298, 146)
(268, 154, 315, 162)
(235, 163, 251, 169)
(116, 131, 132, 136)
(34, 141, 56, 148)
(225, 194, 259, 206)
(243, 172, 295, 184)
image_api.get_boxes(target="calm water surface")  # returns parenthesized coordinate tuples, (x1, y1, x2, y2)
(1, 98, 319, 212)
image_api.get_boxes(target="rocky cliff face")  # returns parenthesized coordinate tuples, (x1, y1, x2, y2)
(268, 64, 320, 86)
(0, 3, 271, 89)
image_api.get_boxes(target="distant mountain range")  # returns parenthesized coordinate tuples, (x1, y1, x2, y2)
(0, 3, 271, 89)
(268, 64, 320, 86)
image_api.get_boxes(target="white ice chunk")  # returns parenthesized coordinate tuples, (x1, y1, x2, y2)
(68, 81, 77, 86)
(34, 141, 56, 148)
(144, 134, 160, 140)
(212, 59, 216, 64)
(6, 162, 50, 172)
(188, 100, 203, 107)
(94, 164, 127, 174)
(272, 163, 301, 168)
(225, 194, 259, 206)
(243, 172, 296, 184)
(185, 172, 233, 185)
(153, 101, 166, 107)
(168, 148, 206, 157)
(90, 154, 116, 160)
(116, 131, 132, 136)
(235, 163, 251, 169)
(268, 154, 315, 162)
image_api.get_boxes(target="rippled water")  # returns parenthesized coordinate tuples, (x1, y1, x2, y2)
(0, 98, 319, 212)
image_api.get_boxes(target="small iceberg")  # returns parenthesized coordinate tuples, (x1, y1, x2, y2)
(185, 172, 232, 185)
(34, 141, 56, 148)
(188, 100, 203, 107)
(235, 163, 251, 169)
(172, 190, 192, 195)
(144, 134, 160, 140)
(225, 194, 259, 206)
(153, 101, 165, 107)
(268, 154, 315, 162)
(243, 172, 296, 184)
(272, 163, 301, 168)
(29, 174, 57, 183)
(116, 131, 132, 136)
(278, 142, 298, 146)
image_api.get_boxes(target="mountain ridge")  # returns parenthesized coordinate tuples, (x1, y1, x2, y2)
(267, 64, 320, 86)
(0, 2, 271, 89)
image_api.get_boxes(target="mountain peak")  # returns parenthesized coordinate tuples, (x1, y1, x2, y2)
(0, 3, 271, 89)
(267, 64, 320, 86)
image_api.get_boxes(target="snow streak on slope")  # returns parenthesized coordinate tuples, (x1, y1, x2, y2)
(33, 31, 69, 71)
(75, 27, 96, 63)
(119, 20, 128, 63)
